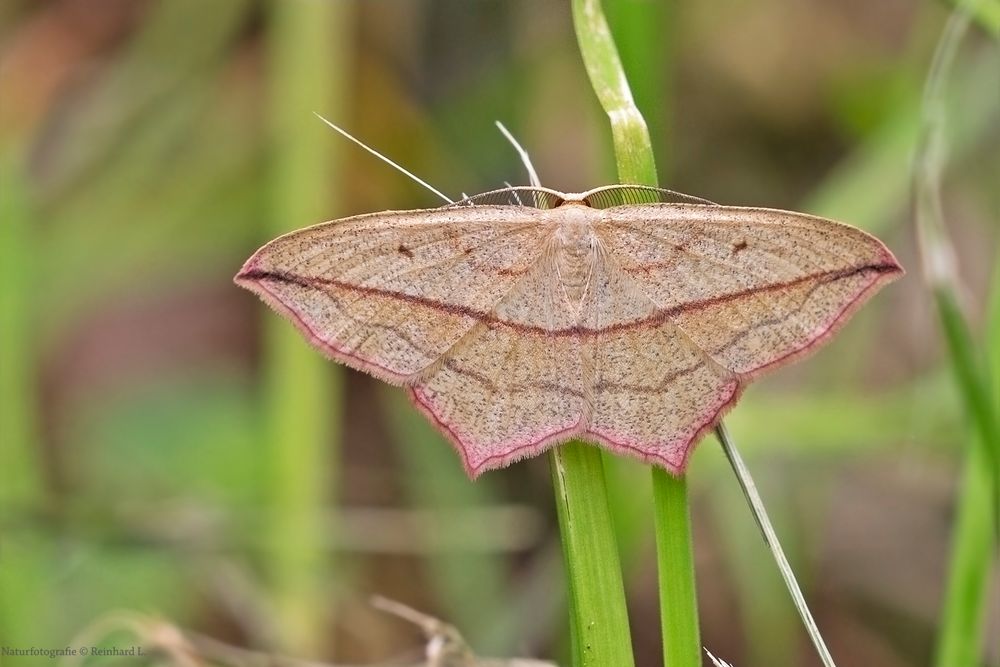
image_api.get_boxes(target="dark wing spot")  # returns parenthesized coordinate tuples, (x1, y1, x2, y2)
(397, 244, 414, 258)
(498, 266, 529, 277)
(731, 240, 748, 255)
(463, 247, 473, 255)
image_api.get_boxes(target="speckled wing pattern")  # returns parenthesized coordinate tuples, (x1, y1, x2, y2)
(236, 192, 901, 477)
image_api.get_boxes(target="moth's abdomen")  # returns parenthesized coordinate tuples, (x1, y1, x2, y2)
(554, 209, 600, 308)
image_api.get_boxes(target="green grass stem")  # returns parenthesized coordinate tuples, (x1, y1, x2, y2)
(603, 0, 672, 168)
(571, 0, 657, 187)
(571, 1, 702, 664)
(652, 473, 701, 666)
(550, 444, 635, 667)
(264, 1, 349, 653)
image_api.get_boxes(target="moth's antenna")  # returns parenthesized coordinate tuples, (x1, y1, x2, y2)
(313, 113, 454, 205)
(503, 181, 525, 206)
(495, 121, 541, 188)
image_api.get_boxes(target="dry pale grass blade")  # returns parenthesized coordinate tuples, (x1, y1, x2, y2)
(494, 121, 541, 189)
(237, 190, 901, 478)
(716, 422, 837, 667)
(371, 596, 556, 667)
(704, 648, 736, 667)
(61, 606, 553, 667)
(61, 612, 201, 667)
(372, 594, 474, 665)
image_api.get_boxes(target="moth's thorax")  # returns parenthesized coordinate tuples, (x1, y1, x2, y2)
(553, 204, 600, 307)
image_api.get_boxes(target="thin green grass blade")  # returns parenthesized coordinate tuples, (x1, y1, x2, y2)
(932, 268, 999, 667)
(932, 288, 1000, 513)
(915, 0, 999, 530)
(571, 1, 702, 665)
(935, 431, 997, 667)
(490, 106, 636, 664)
(263, 0, 349, 653)
(715, 424, 838, 667)
(915, 5, 1000, 664)
(711, 474, 802, 667)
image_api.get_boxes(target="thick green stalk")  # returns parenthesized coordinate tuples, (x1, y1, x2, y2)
(264, 1, 348, 653)
(571, 0, 657, 186)
(603, 0, 672, 167)
(551, 444, 635, 667)
(571, 1, 701, 665)
(652, 473, 701, 666)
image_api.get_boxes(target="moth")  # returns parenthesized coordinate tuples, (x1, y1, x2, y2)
(236, 182, 902, 478)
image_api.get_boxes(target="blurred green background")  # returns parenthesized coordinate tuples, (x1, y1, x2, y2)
(0, 1, 997, 665)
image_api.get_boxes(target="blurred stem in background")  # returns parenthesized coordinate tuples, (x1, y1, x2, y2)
(946, 0, 1000, 34)
(0, 158, 41, 527)
(915, 3, 1000, 666)
(264, 0, 348, 654)
(385, 389, 511, 653)
(572, 0, 701, 665)
(0, 157, 45, 648)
